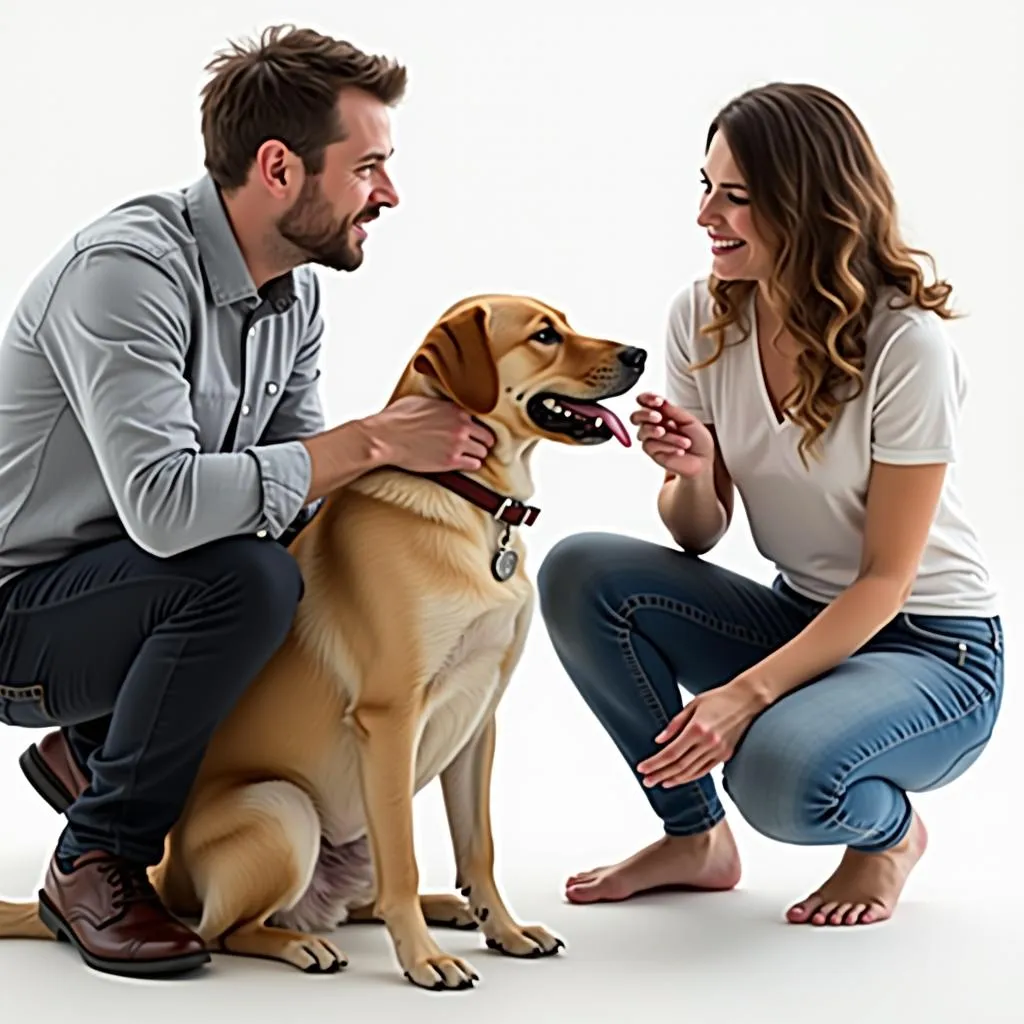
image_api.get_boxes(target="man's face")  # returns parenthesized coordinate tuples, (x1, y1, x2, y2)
(276, 87, 399, 272)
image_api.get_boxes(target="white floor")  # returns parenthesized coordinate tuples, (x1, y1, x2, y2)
(0, 635, 1019, 1024)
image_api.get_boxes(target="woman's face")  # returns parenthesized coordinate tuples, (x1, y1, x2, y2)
(697, 131, 773, 282)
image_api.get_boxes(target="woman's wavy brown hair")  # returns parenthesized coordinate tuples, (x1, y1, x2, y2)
(695, 82, 957, 465)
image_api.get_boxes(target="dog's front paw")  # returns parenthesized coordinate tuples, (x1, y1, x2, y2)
(484, 923, 565, 959)
(403, 951, 480, 991)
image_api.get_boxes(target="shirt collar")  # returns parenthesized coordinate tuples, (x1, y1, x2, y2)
(184, 174, 297, 313)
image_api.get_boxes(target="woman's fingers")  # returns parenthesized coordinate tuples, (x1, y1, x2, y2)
(636, 392, 698, 426)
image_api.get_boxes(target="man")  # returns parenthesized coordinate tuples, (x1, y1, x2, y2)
(0, 24, 494, 978)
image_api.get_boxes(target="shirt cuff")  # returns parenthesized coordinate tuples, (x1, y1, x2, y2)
(244, 440, 313, 538)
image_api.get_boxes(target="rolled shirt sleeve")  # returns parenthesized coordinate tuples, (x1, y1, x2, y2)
(37, 244, 313, 557)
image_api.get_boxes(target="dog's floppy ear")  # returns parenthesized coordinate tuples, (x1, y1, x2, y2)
(413, 303, 499, 415)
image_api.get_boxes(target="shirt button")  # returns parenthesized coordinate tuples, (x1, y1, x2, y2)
(256, 529, 267, 538)
(266, 382, 279, 396)
(248, 326, 257, 338)
(241, 403, 251, 416)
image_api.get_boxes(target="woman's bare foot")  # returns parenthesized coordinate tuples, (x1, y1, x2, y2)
(564, 819, 742, 904)
(786, 810, 929, 926)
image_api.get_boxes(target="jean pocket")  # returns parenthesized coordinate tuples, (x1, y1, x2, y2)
(900, 613, 1002, 660)
(0, 683, 55, 728)
(899, 613, 1002, 701)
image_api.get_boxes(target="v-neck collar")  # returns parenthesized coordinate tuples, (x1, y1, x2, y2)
(749, 291, 791, 433)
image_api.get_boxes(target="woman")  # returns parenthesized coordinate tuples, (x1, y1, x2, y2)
(537, 82, 1003, 927)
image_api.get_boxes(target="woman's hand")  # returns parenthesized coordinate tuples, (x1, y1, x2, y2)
(636, 680, 768, 788)
(630, 393, 715, 479)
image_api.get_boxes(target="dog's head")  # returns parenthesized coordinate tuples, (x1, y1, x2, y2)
(403, 294, 646, 448)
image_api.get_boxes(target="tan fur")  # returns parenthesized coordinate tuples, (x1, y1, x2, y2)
(0, 294, 641, 989)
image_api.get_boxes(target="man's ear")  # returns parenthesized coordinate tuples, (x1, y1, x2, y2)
(412, 303, 499, 415)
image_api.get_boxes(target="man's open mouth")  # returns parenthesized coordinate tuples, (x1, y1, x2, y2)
(526, 392, 631, 446)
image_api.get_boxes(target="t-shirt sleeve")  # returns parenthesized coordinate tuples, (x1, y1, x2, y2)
(664, 283, 712, 423)
(871, 313, 965, 465)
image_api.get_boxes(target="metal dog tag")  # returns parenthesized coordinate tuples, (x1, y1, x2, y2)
(491, 546, 518, 582)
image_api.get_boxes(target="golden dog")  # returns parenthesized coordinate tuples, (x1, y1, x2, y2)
(0, 294, 646, 990)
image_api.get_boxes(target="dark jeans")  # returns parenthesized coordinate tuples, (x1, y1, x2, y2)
(538, 532, 1004, 852)
(0, 535, 303, 865)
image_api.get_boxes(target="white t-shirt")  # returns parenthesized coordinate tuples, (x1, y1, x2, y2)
(664, 277, 998, 617)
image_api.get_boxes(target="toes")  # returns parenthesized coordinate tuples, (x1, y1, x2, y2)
(858, 902, 889, 925)
(301, 937, 348, 973)
(565, 872, 630, 904)
(785, 893, 824, 923)
(485, 925, 565, 958)
(830, 903, 854, 926)
(405, 956, 479, 991)
(845, 904, 868, 925)
(521, 926, 565, 957)
(811, 901, 840, 926)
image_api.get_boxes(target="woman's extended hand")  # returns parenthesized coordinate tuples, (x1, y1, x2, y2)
(636, 680, 766, 788)
(630, 393, 716, 478)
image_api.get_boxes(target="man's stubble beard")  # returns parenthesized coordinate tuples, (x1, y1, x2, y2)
(275, 176, 368, 273)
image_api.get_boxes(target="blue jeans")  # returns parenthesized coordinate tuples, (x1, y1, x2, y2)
(537, 532, 1004, 853)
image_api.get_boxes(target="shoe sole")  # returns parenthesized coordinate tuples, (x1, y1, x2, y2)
(37, 890, 211, 978)
(18, 745, 75, 815)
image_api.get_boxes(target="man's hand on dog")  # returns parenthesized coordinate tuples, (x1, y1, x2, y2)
(367, 395, 497, 472)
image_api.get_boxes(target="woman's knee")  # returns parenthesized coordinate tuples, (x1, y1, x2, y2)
(538, 531, 640, 644)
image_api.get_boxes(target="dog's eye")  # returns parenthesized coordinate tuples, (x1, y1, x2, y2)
(530, 326, 562, 345)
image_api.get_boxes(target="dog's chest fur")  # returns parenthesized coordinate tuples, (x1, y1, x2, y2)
(270, 588, 528, 933)
(310, 585, 528, 848)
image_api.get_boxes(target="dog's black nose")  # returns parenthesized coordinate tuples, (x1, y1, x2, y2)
(618, 346, 647, 370)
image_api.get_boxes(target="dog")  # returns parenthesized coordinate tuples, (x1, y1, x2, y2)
(0, 294, 646, 990)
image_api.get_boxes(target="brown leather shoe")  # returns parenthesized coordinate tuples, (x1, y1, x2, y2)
(37, 850, 210, 978)
(18, 729, 88, 813)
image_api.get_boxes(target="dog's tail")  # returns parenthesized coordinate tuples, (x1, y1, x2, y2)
(0, 899, 52, 940)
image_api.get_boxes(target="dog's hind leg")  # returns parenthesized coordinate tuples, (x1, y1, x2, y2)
(176, 780, 348, 974)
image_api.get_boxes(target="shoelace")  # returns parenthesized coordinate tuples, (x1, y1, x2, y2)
(96, 860, 159, 908)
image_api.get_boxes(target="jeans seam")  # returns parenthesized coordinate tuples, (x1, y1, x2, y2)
(614, 591, 789, 831)
(826, 684, 995, 846)
(2, 574, 209, 617)
(619, 592, 793, 648)
(105, 633, 189, 861)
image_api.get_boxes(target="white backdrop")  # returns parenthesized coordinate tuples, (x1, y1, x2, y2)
(0, 1, 1021, 1019)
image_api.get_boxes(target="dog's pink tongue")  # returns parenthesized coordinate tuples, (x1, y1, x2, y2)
(559, 400, 631, 446)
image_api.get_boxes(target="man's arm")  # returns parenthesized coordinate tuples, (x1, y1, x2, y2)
(38, 244, 378, 558)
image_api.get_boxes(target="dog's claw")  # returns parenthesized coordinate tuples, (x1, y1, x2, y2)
(485, 926, 565, 959)
(300, 942, 347, 973)
(403, 955, 479, 991)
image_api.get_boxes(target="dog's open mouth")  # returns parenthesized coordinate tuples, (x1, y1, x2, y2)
(526, 392, 631, 446)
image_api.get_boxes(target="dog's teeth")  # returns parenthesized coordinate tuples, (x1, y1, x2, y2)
(564, 409, 572, 417)
(595, 417, 603, 428)
(542, 398, 556, 410)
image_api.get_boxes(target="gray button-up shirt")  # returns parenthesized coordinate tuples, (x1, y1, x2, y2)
(0, 174, 325, 590)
